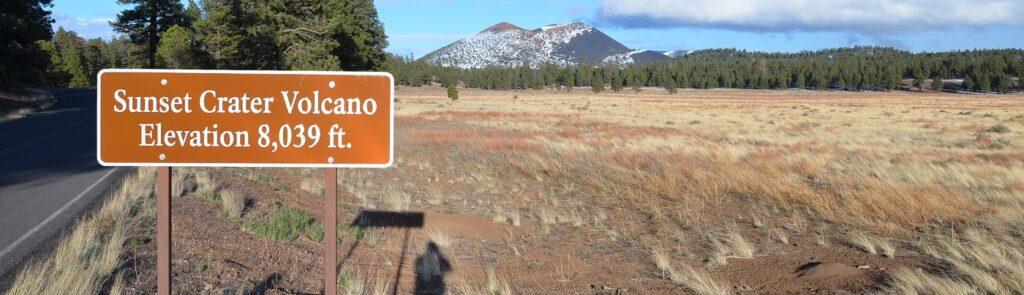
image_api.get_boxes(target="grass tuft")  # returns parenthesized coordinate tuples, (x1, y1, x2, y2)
(848, 231, 877, 255)
(985, 123, 1010, 133)
(709, 230, 754, 265)
(509, 209, 521, 227)
(220, 190, 246, 219)
(848, 231, 895, 258)
(486, 267, 512, 295)
(427, 230, 453, 248)
(195, 171, 217, 194)
(241, 169, 286, 190)
(300, 176, 324, 195)
(337, 270, 364, 295)
(887, 268, 977, 295)
(172, 171, 195, 197)
(652, 250, 731, 295)
(243, 205, 320, 242)
(768, 227, 789, 244)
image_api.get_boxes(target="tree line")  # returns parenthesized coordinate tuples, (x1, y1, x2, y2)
(1, 0, 56, 89)
(388, 47, 1024, 94)
(2, 0, 387, 90)
(3, 1, 1022, 94)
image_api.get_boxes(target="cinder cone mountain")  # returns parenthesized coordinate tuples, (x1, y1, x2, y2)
(420, 21, 684, 68)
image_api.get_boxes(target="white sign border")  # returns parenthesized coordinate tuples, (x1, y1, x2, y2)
(96, 69, 395, 169)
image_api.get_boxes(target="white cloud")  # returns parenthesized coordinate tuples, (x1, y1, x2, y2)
(52, 12, 116, 39)
(597, 0, 1023, 33)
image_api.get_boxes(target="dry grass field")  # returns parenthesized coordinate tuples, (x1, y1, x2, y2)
(7, 86, 1024, 294)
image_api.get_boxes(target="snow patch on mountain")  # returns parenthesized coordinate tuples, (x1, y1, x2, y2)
(437, 27, 545, 68)
(535, 23, 593, 44)
(421, 22, 670, 68)
(602, 50, 651, 65)
(662, 50, 690, 57)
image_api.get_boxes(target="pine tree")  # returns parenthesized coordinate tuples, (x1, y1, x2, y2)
(994, 74, 1011, 93)
(326, 0, 388, 70)
(561, 68, 575, 91)
(756, 74, 769, 89)
(609, 69, 623, 93)
(106, 37, 145, 68)
(156, 25, 197, 69)
(977, 74, 991, 93)
(83, 38, 109, 85)
(576, 61, 593, 87)
(1, 0, 54, 89)
(42, 28, 91, 88)
(531, 70, 544, 90)
(447, 83, 458, 101)
(1019, 73, 1024, 92)
(662, 72, 677, 94)
(184, 0, 201, 27)
(931, 76, 943, 92)
(811, 70, 827, 90)
(591, 71, 605, 93)
(912, 67, 925, 91)
(1004, 75, 1015, 93)
(848, 70, 862, 91)
(835, 72, 848, 90)
(194, 0, 277, 69)
(37, 40, 65, 86)
(793, 72, 805, 89)
(773, 69, 788, 89)
(882, 66, 901, 90)
(112, 0, 186, 68)
(720, 70, 733, 88)
(1017, 62, 1024, 91)
(630, 75, 642, 93)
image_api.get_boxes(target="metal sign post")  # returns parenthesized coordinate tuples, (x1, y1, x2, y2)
(324, 168, 337, 295)
(157, 167, 172, 295)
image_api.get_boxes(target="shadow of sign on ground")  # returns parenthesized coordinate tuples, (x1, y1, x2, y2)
(340, 210, 453, 294)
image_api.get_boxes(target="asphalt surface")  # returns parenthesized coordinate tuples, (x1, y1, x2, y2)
(0, 88, 126, 278)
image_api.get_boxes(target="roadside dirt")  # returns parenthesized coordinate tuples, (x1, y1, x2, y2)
(115, 86, 1023, 294)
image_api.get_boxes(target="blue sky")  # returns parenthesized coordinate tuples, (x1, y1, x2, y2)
(52, 0, 1024, 58)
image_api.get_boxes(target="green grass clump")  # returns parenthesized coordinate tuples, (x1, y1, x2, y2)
(237, 169, 287, 190)
(342, 224, 375, 240)
(986, 123, 1010, 133)
(306, 221, 325, 243)
(201, 191, 220, 201)
(247, 173, 275, 185)
(243, 206, 320, 242)
(241, 205, 377, 243)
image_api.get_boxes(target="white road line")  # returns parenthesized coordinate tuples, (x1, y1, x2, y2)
(0, 168, 119, 259)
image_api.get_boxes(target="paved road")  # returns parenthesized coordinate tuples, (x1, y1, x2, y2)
(0, 89, 126, 278)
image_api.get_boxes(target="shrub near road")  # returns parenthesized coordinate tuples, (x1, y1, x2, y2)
(6, 168, 155, 294)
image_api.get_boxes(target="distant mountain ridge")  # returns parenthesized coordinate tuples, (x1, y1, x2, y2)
(420, 22, 682, 68)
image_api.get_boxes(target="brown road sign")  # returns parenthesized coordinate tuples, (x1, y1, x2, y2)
(96, 69, 393, 167)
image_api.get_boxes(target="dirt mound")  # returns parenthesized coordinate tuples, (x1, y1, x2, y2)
(795, 262, 862, 280)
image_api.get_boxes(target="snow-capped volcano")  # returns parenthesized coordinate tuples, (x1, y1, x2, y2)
(420, 22, 673, 68)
